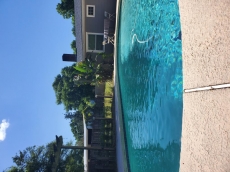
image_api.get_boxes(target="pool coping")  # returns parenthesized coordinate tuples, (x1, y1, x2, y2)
(114, 0, 130, 171)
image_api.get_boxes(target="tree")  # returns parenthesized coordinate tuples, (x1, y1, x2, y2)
(70, 40, 76, 54)
(4, 142, 84, 172)
(73, 54, 114, 85)
(52, 64, 95, 111)
(64, 111, 84, 145)
(56, 0, 74, 19)
(71, 16, 76, 36)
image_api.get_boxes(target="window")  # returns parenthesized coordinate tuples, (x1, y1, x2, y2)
(86, 5, 95, 17)
(86, 33, 105, 52)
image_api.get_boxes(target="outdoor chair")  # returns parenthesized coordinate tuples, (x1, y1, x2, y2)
(102, 35, 114, 45)
(104, 11, 115, 21)
(103, 18, 115, 45)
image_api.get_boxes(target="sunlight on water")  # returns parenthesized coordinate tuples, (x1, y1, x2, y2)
(118, 0, 183, 171)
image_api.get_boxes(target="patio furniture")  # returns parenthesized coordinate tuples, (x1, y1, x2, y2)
(104, 11, 115, 21)
(103, 18, 115, 45)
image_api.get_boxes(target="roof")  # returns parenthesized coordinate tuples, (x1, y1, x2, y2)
(74, 0, 85, 62)
(74, 1, 87, 170)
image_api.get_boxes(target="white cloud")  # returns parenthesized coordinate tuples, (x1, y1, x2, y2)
(0, 119, 10, 141)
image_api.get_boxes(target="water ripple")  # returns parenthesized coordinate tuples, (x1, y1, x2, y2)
(118, 0, 183, 171)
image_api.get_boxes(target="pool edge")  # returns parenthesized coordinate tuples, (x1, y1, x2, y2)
(114, 0, 130, 171)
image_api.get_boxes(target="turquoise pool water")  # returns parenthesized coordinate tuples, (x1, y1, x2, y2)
(117, 0, 183, 171)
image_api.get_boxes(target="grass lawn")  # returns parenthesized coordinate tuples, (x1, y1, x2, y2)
(101, 79, 114, 147)
(104, 80, 114, 118)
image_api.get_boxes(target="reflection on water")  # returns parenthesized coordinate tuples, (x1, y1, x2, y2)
(133, 142, 181, 172)
(118, 0, 182, 171)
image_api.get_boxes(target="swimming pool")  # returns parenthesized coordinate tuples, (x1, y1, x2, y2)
(117, 0, 183, 171)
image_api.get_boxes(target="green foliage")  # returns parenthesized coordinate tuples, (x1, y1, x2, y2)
(77, 97, 95, 121)
(56, 0, 74, 19)
(65, 111, 84, 145)
(52, 64, 95, 111)
(73, 54, 114, 86)
(73, 61, 96, 86)
(70, 40, 76, 54)
(104, 80, 113, 118)
(96, 63, 113, 82)
(56, 0, 76, 53)
(104, 80, 113, 96)
(71, 16, 76, 36)
(5, 142, 84, 172)
(4, 167, 19, 172)
(60, 142, 84, 172)
(74, 62, 93, 74)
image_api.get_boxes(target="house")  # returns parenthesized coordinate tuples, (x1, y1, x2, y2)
(62, 0, 117, 63)
(68, 0, 117, 171)
(74, 0, 116, 62)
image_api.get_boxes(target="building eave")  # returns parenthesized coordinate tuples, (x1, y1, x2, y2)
(74, 0, 86, 62)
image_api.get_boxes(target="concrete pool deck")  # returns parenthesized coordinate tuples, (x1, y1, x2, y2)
(114, 0, 130, 171)
(114, 0, 230, 171)
(179, 0, 230, 171)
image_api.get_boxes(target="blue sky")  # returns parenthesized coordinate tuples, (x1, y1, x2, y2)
(0, 0, 76, 170)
